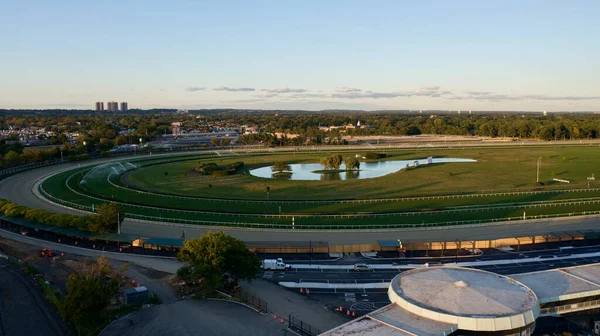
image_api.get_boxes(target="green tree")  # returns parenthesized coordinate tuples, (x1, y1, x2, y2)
(344, 157, 360, 170)
(271, 161, 291, 173)
(320, 156, 332, 170)
(330, 154, 343, 169)
(89, 202, 123, 234)
(61, 266, 120, 335)
(4, 150, 20, 167)
(176, 231, 261, 292)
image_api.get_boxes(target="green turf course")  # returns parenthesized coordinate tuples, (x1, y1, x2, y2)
(125, 147, 600, 200)
(39, 146, 600, 229)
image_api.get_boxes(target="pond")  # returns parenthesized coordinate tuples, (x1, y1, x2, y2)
(249, 157, 476, 181)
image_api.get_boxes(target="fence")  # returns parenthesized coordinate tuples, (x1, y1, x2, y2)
(38, 180, 600, 230)
(225, 288, 268, 313)
(51, 167, 600, 221)
(288, 315, 321, 336)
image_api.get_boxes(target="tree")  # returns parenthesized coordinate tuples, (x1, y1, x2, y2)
(89, 202, 123, 234)
(344, 157, 360, 170)
(320, 156, 332, 170)
(331, 154, 343, 169)
(176, 231, 261, 292)
(4, 150, 20, 167)
(210, 137, 220, 147)
(61, 259, 120, 335)
(271, 161, 291, 173)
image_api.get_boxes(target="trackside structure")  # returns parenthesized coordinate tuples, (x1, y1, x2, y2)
(322, 264, 600, 336)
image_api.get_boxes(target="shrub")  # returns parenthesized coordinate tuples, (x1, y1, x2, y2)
(364, 152, 387, 160)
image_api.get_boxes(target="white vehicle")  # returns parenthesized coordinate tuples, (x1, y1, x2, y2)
(262, 258, 291, 271)
(353, 263, 372, 272)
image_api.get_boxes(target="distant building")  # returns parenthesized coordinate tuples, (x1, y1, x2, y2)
(107, 101, 119, 112)
(120, 102, 128, 112)
(95, 102, 104, 111)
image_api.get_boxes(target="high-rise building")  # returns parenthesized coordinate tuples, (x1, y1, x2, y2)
(107, 101, 119, 112)
(95, 102, 104, 111)
(120, 102, 128, 112)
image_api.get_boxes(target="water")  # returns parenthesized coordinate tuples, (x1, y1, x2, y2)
(249, 158, 476, 181)
(80, 161, 138, 183)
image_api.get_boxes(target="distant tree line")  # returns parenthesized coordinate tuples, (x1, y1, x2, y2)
(3, 112, 600, 160)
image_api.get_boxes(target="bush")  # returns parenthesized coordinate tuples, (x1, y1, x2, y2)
(211, 170, 232, 177)
(0, 198, 96, 232)
(195, 162, 244, 176)
(99, 151, 112, 157)
(364, 152, 387, 160)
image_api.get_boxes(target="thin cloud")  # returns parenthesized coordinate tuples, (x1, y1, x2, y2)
(221, 98, 268, 104)
(185, 87, 206, 92)
(464, 91, 492, 96)
(255, 93, 280, 98)
(261, 87, 307, 93)
(450, 92, 600, 101)
(214, 87, 255, 92)
(335, 87, 362, 92)
(412, 86, 452, 97)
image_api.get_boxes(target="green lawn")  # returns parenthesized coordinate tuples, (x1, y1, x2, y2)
(38, 146, 600, 228)
(125, 147, 600, 200)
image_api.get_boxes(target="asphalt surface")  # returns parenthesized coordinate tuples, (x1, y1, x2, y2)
(101, 299, 285, 336)
(266, 247, 600, 316)
(0, 260, 65, 336)
(4, 154, 600, 244)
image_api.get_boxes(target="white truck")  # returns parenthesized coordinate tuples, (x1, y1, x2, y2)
(262, 258, 291, 271)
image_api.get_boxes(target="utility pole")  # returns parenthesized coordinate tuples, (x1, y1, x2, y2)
(536, 157, 541, 183)
(117, 212, 120, 235)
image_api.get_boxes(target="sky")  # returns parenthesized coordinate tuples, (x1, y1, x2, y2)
(1, 0, 599, 111)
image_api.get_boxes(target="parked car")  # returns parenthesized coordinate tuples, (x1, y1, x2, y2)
(353, 263, 372, 272)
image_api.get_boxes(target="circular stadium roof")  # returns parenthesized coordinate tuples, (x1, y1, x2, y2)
(388, 266, 539, 332)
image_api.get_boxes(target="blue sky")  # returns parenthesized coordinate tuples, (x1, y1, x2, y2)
(1, 0, 599, 110)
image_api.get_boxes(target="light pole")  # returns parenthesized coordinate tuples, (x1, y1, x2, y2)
(536, 157, 541, 183)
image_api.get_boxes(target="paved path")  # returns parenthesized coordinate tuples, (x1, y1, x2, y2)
(0, 259, 66, 336)
(0, 229, 182, 274)
(243, 279, 349, 332)
(101, 299, 285, 336)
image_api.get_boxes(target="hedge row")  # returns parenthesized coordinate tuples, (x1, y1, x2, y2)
(0, 198, 95, 231)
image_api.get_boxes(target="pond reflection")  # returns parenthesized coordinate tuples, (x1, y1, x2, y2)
(249, 158, 476, 181)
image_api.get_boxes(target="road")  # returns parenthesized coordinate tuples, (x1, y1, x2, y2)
(0, 259, 66, 336)
(101, 299, 286, 336)
(265, 248, 600, 316)
(3, 146, 600, 244)
(275, 257, 600, 286)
